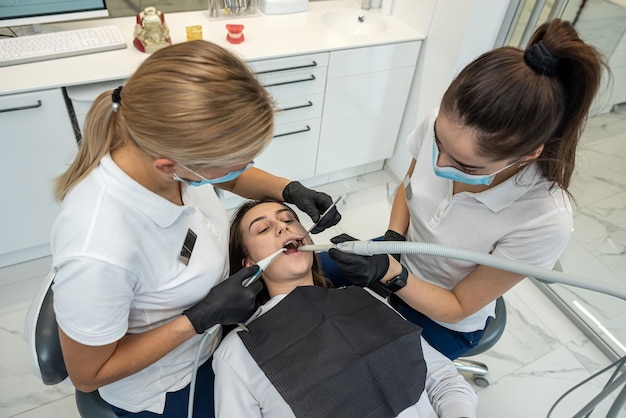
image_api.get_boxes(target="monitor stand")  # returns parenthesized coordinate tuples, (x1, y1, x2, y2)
(14, 24, 62, 36)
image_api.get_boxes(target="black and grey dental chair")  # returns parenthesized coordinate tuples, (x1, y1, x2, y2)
(24, 271, 116, 418)
(452, 296, 507, 387)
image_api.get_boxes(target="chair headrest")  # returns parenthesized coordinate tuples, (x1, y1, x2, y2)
(23, 271, 68, 385)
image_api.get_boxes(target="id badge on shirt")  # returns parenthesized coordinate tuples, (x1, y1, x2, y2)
(179, 228, 197, 266)
(403, 174, 413, 200)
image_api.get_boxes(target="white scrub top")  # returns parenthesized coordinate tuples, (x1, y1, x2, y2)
(404, 108, 573, 332)
(51, 154, 228, 413)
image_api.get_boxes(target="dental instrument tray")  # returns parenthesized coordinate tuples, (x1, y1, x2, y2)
(259, 0, 308, 15)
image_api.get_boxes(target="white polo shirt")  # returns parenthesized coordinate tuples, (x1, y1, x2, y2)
(213, 288, 478, 418)
(51, 154, 228, 413)
(404, 108, 573, 332)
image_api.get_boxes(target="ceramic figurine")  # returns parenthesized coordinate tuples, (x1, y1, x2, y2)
(133, 6, 172, 53)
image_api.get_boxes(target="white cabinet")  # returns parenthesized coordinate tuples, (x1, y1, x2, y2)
(213, 52, 330, 209)
(0, 88, 78, 267)
(316, 42, 420, 175)
(63, 43, 423, 184)
(250, 52, 329, 180)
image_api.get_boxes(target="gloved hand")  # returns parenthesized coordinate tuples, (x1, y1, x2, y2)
(282, 181, 341, 233)
(328, 234, 389, 288)
(384, 229, 406, 262)
(183, 266, 262, 334)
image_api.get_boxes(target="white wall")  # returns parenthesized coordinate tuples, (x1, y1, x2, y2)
(384, 0, 516, 181)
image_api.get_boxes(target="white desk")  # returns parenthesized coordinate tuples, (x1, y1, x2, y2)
(0, 0, 424, 96)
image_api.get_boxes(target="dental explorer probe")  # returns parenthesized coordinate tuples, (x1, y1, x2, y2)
(303, 195, 342, 236)
(242, 248, 287, 288)
(297, 240, 626, 301)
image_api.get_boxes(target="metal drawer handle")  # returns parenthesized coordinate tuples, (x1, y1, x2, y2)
(0, 100, 42, 113)
(274, 125, 311, 138)
(276, 101, 314, 112)
(256, 61, 318, 75)
(264, 75, 316, 88)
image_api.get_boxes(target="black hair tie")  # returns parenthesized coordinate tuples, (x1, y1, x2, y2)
(111, 86, 123, 112)
(523, 41, 559, 77)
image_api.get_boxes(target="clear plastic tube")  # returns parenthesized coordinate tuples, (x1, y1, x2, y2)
(299, 241, 626, 301)
(188, 323, 221, 417)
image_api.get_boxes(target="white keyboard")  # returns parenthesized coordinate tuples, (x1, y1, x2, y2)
(0, 25, 127, 67)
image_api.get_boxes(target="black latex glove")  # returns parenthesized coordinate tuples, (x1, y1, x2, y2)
(328, 233, 390, 288)
(183, 266, 262, 334)
(282, 181, 341, 233)
(384, 229, 406, 262)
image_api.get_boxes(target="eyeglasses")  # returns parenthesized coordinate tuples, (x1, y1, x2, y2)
(175, 161, 255, 186)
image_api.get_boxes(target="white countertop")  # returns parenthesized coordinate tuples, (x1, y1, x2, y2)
(0, 0, 424, 96)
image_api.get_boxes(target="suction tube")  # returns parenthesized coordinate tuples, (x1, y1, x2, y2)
(298, 241, 626, 302)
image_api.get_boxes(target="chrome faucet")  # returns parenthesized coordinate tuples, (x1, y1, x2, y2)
(361, 0, 370, 10)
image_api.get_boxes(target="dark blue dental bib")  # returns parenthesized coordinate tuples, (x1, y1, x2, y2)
(238, 286, 427, 418)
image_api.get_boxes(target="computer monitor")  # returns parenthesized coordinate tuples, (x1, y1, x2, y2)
(0, 0, 109, 30)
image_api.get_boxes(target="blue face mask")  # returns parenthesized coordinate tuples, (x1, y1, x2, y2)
(174, 161, 254, 187)
(432, 141, 517, 186)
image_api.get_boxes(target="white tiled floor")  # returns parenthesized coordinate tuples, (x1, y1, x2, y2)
(2, 108, 626, 417)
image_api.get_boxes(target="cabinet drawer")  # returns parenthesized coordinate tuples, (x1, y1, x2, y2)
(255, 119, 321, 180)
(260, 66, 327, 101)
(248, 52, 329, 74)
(327, 41, 421, 78)
(274, 93, 323, 125)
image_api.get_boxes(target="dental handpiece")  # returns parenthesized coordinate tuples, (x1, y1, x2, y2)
(242, 248, 286, 287)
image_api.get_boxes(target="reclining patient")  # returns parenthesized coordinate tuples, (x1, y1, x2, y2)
(212, 200, 478, 418)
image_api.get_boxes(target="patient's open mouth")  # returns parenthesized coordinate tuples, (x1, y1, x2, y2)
(283, 239, 303, 254)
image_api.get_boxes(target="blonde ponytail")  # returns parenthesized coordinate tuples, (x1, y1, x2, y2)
(54, 91, 122, 200)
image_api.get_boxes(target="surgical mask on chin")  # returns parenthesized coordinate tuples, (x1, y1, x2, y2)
(173, 162, 254, 187)
(431, 141, 516, 186)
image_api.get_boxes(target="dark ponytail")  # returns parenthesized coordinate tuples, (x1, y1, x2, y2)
(441, 18, 607, 196)
(528, 19, 606, 193)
